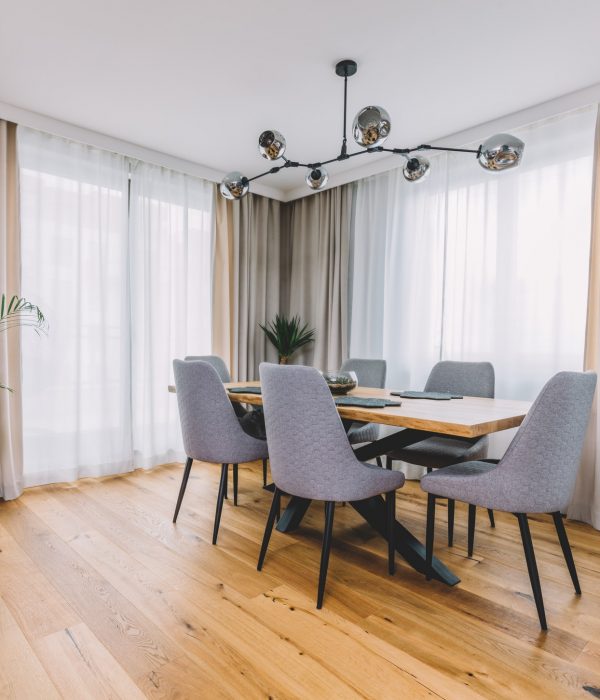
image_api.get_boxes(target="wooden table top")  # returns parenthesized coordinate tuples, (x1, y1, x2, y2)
(223, 382, 531, 438)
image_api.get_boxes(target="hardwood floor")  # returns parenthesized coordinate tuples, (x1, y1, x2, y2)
(1, 461, 600, 699)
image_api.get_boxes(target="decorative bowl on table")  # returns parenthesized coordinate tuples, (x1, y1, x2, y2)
(321, 370, 358, 395)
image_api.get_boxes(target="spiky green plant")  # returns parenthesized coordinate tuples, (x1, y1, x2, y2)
(1, 293, 47, 392)
(259, 314, 315, 364)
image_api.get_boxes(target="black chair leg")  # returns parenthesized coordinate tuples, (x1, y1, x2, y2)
(385, 456, 392, 470)
(447, 498, 455, 547)
(386, 490, 396, 575)
(257, 488, 282, 571)
(376, 456, 383, 469)
(516, 513, 547, 630)
(173, 457, 193, 523)
(212, 463, 229, 545)
(467, 504, 476, 557)
(552, 512, 581, 594)
(317, 502, 335, 609)
(233, 463, 239, 506)
(488, 509, 496, 528)
(425, 493, 436, 580)
(262, 458, 268, 487)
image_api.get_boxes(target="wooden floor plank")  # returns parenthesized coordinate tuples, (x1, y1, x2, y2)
(68, 528, 298, 698)
(0, 523, 80, 641)
(246, 584, 478, 700)
(33, 622, 147, 700)
(1, 462, 599, 700)
(0, 596, 61, 700)
(0, 501, 178, 685)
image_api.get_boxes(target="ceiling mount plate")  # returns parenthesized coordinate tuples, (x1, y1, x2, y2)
(335, 59, 358, 78)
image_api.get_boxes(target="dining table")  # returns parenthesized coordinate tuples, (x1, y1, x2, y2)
(222, 381, 531, 586)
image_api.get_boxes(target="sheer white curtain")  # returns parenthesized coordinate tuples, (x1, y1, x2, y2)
(441, 107, 595, 401)
(349, 159, 447, 390)
(129, 161, 213, 467)
(19, 128, 132, 486)
(350, 106, 596, 458)
(18, 129, 214, 486)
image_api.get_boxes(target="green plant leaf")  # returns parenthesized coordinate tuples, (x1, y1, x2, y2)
(1, 293, 47, 391)
(259, 313, 315, 359)
(0, 293, 47, 335)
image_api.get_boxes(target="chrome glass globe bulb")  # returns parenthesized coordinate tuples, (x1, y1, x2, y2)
(478, 133, 524, 171)
(219, 171, 249, 200)
(352, 106, 391, 147)
(403, 156, 430, 183)
(258, 130, 286, 161)
(305, 167, 329, 190)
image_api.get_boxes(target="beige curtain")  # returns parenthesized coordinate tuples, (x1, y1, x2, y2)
(212, 194, 234, 372)
(287, 185, 353, 370)
(569, 108, 600, 529)
(212, 189, 284, 381)
(0, 121, 23, 501)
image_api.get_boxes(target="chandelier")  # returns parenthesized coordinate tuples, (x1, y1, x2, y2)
(219, 59, 525, 200)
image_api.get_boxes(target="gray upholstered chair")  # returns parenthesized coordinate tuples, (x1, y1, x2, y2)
(257, 363, 405, 609)
(185, 354, 268, 485)
(173, 359, 268, 544)
(184, 354, 231, 382)
(386, 360, 495, 548)
(421, 370, 597, 630)
(340, 359, 387, 462)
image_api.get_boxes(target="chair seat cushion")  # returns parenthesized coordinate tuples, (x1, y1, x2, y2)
(420, 460, 498, 506)
(331, 461, 406, 501)
(421, 457, 571, 514)
(387, 435, 488, 469)
(278, 458, 406, 502)
(347, 422, 380, 444)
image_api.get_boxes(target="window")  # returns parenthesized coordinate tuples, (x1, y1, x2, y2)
(350, 106, 596, 401)
(18, 128, 214, 486)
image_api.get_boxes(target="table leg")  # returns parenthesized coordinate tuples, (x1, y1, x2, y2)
(272, 428, 460, 585)
(350, 496, 460, 585)
(276, 496, 312, 532)
(353, 428, 435, 462)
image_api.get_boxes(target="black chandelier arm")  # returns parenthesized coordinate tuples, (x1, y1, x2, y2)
(244, 142, 482, 185)
(246, 149, 369, 183)
(245, 158, 315, 183)
(411, 144, 481, 155)
(376, 144, 480, 156)
(376, 147, 409, 155)
(312, 150, 365, 168)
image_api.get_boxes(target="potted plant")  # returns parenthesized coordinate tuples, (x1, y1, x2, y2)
(1, 293, 46, 391)
(259, 314, 316, 364)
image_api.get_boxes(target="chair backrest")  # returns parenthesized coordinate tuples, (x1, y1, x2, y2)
(498, 370, 596, 512)
(173, 359, 248, 463)
(184, 354, 248, 418)
(184, 355, 231, 383)
(425, 361, 495, 398)
(340, 358, 386, 388)
(260, 363, 361, 499)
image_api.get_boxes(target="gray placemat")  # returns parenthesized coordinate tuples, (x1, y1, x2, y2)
(391, 390, 463, 400)
(335, 396, 401, 408)
(228, 386, 262, 394)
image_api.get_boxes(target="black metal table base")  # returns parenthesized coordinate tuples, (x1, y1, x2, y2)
(274, 428, 461, 586)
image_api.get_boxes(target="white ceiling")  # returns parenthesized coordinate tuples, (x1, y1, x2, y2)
(2, 0, 600, 197)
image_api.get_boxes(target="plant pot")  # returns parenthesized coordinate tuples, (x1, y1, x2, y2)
(279, 356, 289, 365)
